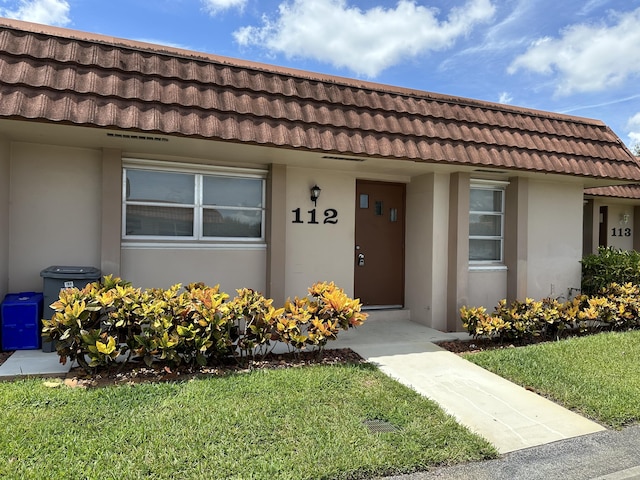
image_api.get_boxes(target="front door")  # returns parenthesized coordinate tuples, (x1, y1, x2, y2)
(354, 181, 405, 307)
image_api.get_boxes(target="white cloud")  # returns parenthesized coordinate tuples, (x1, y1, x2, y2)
(627, 112, 640, 147)
(233, 0, 496, 77)
(577, 0, 607, 17)
(0, 0, 70, 26)
(508, 7, 640, 96)
(202, 0, 247, 15)
(498, 92, 513, 104)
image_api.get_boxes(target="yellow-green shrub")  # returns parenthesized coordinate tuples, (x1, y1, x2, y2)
(43, 278, 367, 372)
(461, 282, 640, 341)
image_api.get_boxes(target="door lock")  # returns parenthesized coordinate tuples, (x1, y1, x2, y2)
(357, 253, 365, 267)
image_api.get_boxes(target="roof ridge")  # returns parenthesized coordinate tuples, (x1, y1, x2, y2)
(0, 17, 608, 128)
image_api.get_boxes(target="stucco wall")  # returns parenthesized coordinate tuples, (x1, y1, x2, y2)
(0, 137, 9, 299)
(604, 204, 634, 251)
(120, 247, 267, 293)
(8, 143, 102, 292)
(284, 167, 355, 299)
(527, 180, 583, 299)
(468, 269, 507, 308)
(405, 173, 450, 329)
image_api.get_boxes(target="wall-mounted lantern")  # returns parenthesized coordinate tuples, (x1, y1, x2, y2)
(620, 212, 630, 225)
(310, 184, 321, 206)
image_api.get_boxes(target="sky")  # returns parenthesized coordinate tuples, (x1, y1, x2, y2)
(1, 0, 640, 149)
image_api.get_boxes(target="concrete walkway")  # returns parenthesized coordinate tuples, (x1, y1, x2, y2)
(332, 317, 606, 454)
(0, 316, 606, 455)
(0, 349, 71, 379)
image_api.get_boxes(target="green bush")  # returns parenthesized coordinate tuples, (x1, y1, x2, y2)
(42, 277, 367, 373)
(461, 283, 640, 341)
(461, 297, 576, 342)
(581, 247, 640, 295)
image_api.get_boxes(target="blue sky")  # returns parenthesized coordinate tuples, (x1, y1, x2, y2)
(2, 0, 640, 149)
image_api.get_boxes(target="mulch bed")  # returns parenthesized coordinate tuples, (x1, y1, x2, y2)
(434, 336, 548, 354)
(0, 351, 12, 366)
(0, 333, 581, 388)
(60, 348, 365, 388)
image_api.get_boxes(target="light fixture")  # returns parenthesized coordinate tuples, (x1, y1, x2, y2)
(310, 184, 321, 206)
(620, 212, 630, 225)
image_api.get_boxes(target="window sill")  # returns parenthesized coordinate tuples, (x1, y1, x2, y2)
(122, 241, 266, 250)
(469, 264, 508, 272)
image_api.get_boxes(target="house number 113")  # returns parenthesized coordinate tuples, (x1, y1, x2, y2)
(611, 228, 631, 237)
(292, 208, 338, 224)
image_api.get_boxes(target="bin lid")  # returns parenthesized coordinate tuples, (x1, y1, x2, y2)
(2, 292, 43, 304)
(40, 265, 102, 279)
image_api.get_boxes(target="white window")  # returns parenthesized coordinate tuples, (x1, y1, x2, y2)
(123, 162, 266, 242)
(469, 181, 506, 263)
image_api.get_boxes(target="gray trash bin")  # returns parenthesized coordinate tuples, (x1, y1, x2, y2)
(40, 266, 102, 352)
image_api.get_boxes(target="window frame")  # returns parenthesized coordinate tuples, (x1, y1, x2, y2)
(469, 180, 508, 265)
(122, 159, 267, 244)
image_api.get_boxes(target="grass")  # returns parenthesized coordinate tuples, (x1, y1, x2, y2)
(463, 330, 640, 428)
(0, 363, 496, 479)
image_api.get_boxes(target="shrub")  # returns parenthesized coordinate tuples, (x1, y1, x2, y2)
(225, 288, 282, 360)
(581, 247, 640, 296)
(43, 278, 367, 372)
(278, 282, 367, 353)
(460, 306, 509, 340)
(41, 275, 141, 370)
(577, 283, 640, 331)
(461, 283, 640, 341)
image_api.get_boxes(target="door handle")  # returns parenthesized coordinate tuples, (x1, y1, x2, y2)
(357, 253, 365, 267)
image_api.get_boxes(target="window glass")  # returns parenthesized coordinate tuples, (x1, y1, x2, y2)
(126, 170, 194, 204)
(203, 176, 262, 207)
(123, 166, 265, 241)
(469, 239, 502, 261)
(126, 205, 193, 236)
(203, 209, 262, 238)
(469, 184, 505, 263)
(469, 213, 501, 236)
(470, 189, 502, 212)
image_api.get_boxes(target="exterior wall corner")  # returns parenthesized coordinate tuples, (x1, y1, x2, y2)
(446, 172, 470, 331)
(101, 148, 122, 277)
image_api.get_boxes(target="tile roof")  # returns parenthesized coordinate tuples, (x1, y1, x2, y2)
(1, 18, 639, 181)
(585, 184, 640, 199)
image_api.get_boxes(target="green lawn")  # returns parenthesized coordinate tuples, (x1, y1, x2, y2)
(463, 330, 640, 428)
(0, 363, 496, 479)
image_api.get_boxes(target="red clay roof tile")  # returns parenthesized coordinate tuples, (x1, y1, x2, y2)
(1, 18, 639, 180)
(585, 184, 640, 199)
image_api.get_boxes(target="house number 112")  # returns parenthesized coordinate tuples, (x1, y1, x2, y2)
(292, 208, 338, 224)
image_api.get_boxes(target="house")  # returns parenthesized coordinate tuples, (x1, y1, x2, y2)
(1, 18, 639, 332)
(583, 184, 640, 254)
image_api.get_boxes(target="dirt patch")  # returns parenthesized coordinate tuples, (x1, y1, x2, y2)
(435, 332, 593, 355)
(60, 348, 365, 388)
(0, 351, 13, 367)
(436, 338, 528, 354)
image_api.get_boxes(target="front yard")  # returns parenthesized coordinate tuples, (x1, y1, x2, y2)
(463, 330, 640, 428)
(0, 362, 496, 479)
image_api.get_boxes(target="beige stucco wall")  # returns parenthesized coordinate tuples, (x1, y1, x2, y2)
(284, 167, 356, 300)
(468, 269, 507, 308)
(8, 143, 102, 292)
(527, 179, 583, 299)
(604, 204, 634, 251)
(120, 247, 267, 293)
(405, 173, 450, 329)
(0, 137, 9, 299)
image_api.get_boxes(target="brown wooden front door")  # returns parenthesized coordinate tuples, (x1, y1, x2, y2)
(354, 180, 405, 307)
